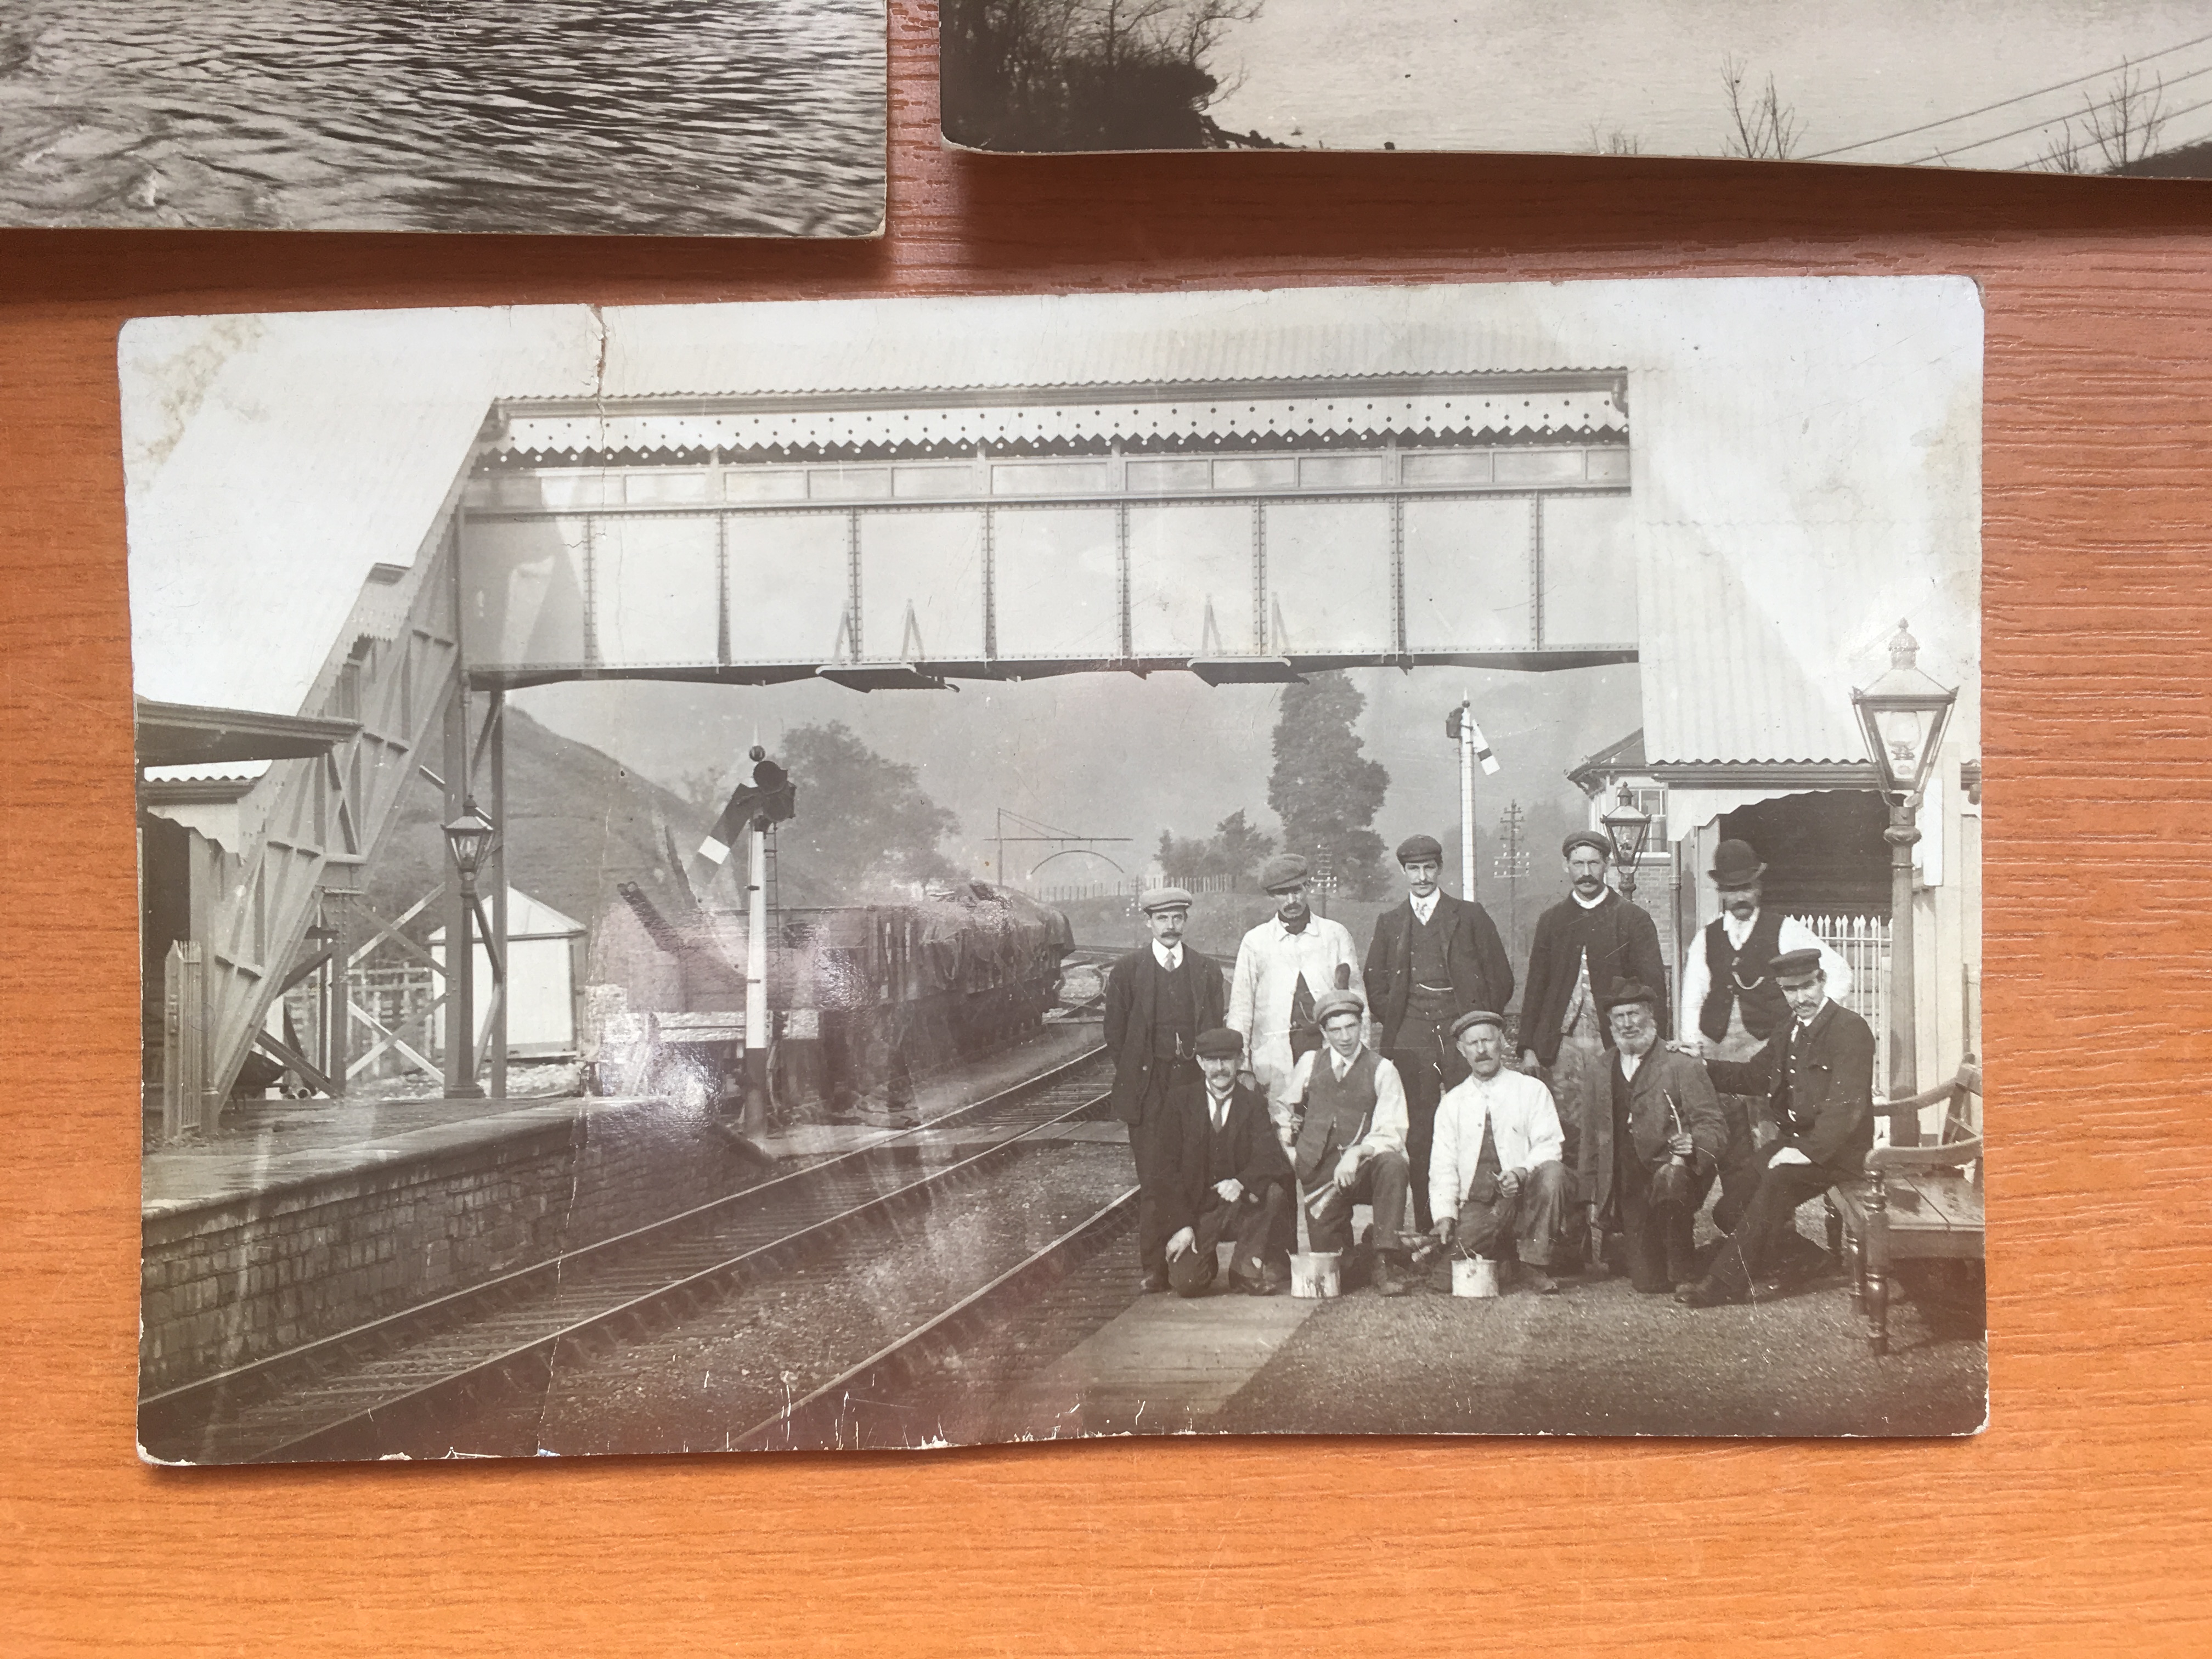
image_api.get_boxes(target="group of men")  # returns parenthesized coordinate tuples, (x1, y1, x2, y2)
(1101, 831, 1874, 1308)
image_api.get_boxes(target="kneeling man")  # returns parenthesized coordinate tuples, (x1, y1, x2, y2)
(1429, 1009, 1570, 1293)
(1678, 948, 1876, 1307)
(1163, 1029, 1293, 1296)
(1282, 989, 1415, 1296)
(1591, 980, 1728, 1294)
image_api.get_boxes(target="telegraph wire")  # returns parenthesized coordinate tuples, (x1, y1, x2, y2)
(2003, 88, 2212, 171)
(1801, 26, 2212, 160)
(1902, 58, 2212, 167)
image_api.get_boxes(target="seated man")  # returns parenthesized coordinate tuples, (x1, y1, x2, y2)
(1281, 989, 1415, 1296)
(1162, 1029, 1293, 1297)
(1678, 948, 1876, 1308)
(1429, 1009, 1570, 1293)
(1589, 980, 1728, 1294)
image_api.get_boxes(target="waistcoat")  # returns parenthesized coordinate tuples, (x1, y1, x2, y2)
(1409, 906, 1452, 988)
(1295, 1047, 1380, 1182)
(1699, 910, 1790, 1042)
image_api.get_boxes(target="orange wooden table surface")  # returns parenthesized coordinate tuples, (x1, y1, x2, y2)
(5, 5, 2210, 1652)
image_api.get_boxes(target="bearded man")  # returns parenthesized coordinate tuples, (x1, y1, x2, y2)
(1589, 979, 1728, 1294)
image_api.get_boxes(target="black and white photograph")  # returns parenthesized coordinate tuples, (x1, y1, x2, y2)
(130, 278, 1983, 1462)
(944, 0, 2212, 176)
(0, 0, 885, 234)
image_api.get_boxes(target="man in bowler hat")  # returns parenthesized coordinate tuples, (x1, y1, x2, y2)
(1104, 887, 1227, 1291)
(1160, 1029, 1293, 1296)
(1679, 838, 1852, 1228)
(1679, 948, 1876, 1307)
(1362, 832, 1514, 1238)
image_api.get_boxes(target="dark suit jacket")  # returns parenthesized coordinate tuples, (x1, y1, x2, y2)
(1519, 889, 1667, 1066)
(1703, 997, 1877, 1182)
(1159, 1079, 1291, 1237)
(1587, 1045, 1728, 1212)
(1363, 892, 1515, 1055)
(1102, 944, 1227, 1123)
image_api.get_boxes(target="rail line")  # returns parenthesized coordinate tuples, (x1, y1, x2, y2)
(139, 1041, 1113, 1464)
(733, 1186, 1139, 1452)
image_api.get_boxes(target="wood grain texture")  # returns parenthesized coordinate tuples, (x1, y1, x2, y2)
(4, 4, 2210, 1652)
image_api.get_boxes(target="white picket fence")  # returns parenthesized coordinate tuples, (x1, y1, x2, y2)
(1799, 912, 1891, 1072)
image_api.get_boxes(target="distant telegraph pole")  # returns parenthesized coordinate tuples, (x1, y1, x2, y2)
(1493, 800, 1529, 944)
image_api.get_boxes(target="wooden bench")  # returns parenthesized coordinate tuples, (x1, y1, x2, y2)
(1824, 1059, 1983, 1356)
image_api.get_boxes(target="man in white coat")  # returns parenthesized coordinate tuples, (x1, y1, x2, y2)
(1227, 853, 1365, 1127)
(1429, 1008, 1570, 1294)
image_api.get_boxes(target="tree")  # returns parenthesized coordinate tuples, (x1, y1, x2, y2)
(1721, 55, 1799, 160)
(1267, 672, 1390, 899)
(2038, 64, 2168, 174)
(1156, 807, 1276, 885)
(777, 722, 960, 890)
(941, 0, 1265, 152)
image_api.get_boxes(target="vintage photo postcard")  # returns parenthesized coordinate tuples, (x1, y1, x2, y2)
(0, 0, 884, 235)
(130, 277, 1984, 1462)
(944, 0, 2212, 177)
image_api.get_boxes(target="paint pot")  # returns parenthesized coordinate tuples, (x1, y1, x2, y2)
(1452, 1256, 1502, 1299)
(1290, 1250, 1342, 1299)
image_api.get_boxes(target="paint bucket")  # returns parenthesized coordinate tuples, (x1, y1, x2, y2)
(1290, 1250, 1342, 1299)
(1452, 1256, 1502, 1299)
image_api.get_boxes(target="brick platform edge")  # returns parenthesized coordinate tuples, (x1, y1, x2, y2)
(139, 1097, 758, 1395)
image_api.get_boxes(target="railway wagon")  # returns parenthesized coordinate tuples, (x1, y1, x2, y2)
(589, 881, 1074, 1120)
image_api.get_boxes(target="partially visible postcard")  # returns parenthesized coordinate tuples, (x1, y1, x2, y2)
(944, 0, 2210, 176)
(0, 0, 884, 234)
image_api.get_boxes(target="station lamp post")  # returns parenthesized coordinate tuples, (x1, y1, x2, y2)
(1851, 619, 1958, 1105)
(1601, 783, 1653, 904)
(442, 798, 497, 1100)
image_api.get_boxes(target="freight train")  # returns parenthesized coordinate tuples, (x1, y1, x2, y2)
(585, 874, 1074, 1123)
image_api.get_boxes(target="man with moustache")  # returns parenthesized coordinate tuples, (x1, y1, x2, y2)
(1104, 887, 1227, 1292)
(1678, 839, 1852, 1229)
(1429, 1008, 1568, 1294)
(1589, 979, 1728, 1294)
(1227, 853, 1365, 1130)
(1677, 949, 1877, 1308)
(1519, 830, 1668, 1261)
(1363, 833, 1514, 1237)
(1159, 1028, 1293, 1297)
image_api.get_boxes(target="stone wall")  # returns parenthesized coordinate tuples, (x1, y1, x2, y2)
(139, 1097, 755, 1395)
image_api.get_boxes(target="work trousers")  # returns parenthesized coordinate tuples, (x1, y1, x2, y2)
(1390, 989, 1466, 1233)
(1546, 1006, 1607, 1201)
(1168, 1181, 1290, 1296)
(1302, 1148, 1411, 1254)
(1708, 1158, 1834, 1294)
(1702, 1009, 1768, 1233)
(1614, 1159, 1710, 1293)
(1128, 1059, 1199, 1275)
(1454, 1160, 1569, 1269)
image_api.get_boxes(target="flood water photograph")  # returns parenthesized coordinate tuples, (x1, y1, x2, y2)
(0, 0, 885, 235)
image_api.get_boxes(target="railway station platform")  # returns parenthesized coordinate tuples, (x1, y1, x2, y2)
(140, 1022, 1104, 1397)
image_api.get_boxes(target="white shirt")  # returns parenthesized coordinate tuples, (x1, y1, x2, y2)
(1151, 940, 1184, 973)
(1678, 912, 1853, 1043)
(1409, 890, 1440, 926)
(1205, 1085, 1234, 1131)
(1285, 1045, 1407, 1157)
(1228, 913, 1365, 1105)
(1619, 1047, 1644, 1082)
(1430, 1066, 1564, 1223)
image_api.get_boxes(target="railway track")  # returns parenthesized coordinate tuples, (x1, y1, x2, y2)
(733, 1184, 1139, 1452)
(139, 1042, 1113, 1465)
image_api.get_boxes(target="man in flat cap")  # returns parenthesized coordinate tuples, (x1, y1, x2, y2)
(1228, 852, 1365, 1131)
(1429, 1008, 1569, 1293)
(1590, 979, 1728, 1294)
(1281, 988, 1415, 1296)
(1363, 832, 1515, 1239)
(1679, 838, 1852, 1229)
(1678, 948, 1876, 1307)
(1160, 1029, 1293, 1296)
(1519, 827, 1668, 1262)
(1105, 886, 1228, 1291)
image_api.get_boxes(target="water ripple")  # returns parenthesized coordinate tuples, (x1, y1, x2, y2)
(0, 0, 885, 234)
